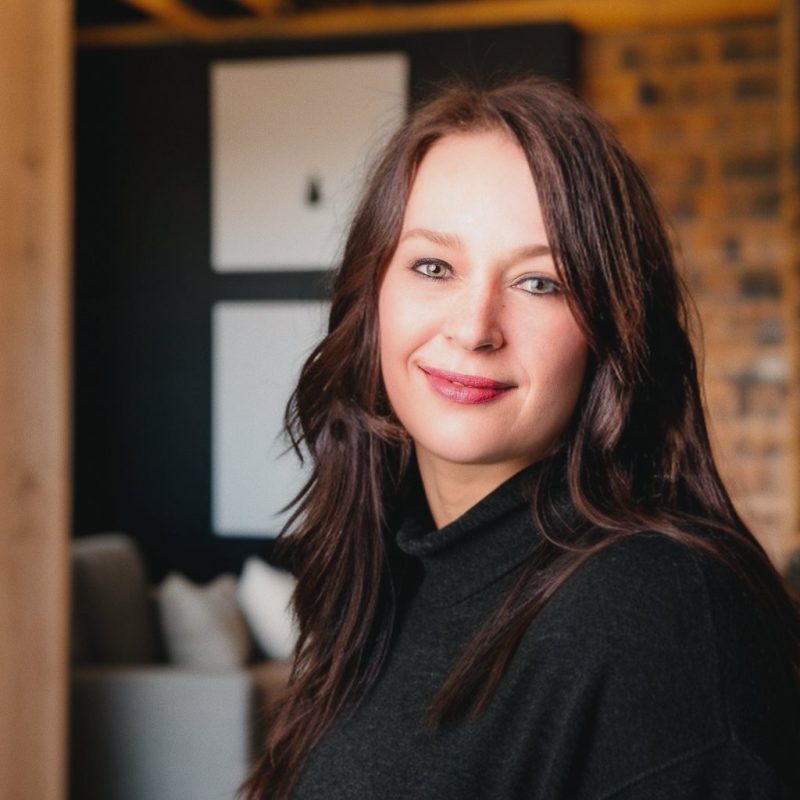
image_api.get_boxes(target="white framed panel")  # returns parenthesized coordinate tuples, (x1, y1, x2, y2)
(210, 52, 408, 271)
(212, 300, 330, 537)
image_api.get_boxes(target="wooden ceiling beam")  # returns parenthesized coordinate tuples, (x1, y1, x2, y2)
(79, 0, 780, 47)
(235, 0, 283, 19)
(119, 0, 221, 39)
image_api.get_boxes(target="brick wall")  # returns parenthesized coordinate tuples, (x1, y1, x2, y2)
(582, 18, 799, 567)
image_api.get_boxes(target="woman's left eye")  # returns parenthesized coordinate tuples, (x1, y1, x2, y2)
(514, 276, 561, 295)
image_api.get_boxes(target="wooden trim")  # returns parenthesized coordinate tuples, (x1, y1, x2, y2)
(235, 0, 282, 19)
(75, 21, 180, 47)
(779, 0, 800, 564)
(79, 0, 780, 47)
(120, 0, 221, 39)
(0, 0, 72, 798)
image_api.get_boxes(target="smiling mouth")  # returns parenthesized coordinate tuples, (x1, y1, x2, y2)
(420, 366, 514, 404)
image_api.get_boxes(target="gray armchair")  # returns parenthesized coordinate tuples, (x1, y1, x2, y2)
(69, 534, 290, 800)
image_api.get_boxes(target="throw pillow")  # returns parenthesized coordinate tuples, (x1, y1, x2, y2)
(157, 572, 252, 670)
(237, 557, 298, 660)
(71, 533, 157, 664)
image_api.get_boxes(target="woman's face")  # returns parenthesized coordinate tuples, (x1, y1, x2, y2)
(378, 131, 588, 478)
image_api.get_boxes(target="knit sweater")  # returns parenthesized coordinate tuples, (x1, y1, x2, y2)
(290, 467, 800, 799)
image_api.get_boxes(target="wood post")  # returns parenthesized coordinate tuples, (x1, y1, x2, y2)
(0, 1, 72, 798)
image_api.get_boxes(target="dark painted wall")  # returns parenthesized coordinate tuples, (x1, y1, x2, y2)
(73, 25, 578, 582)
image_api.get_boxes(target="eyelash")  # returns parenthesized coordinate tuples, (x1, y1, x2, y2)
(410, 259, 562, 296)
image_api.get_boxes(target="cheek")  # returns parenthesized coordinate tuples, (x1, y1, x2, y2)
(378, 276, 438, 425)
(378, 277, 426, 367)
(377, 280, 409, 397)
(377, 285, 396, 368)
(561, 343, 589, 403)
(552, 329, 589, 409)
(524, 314, 588, 398)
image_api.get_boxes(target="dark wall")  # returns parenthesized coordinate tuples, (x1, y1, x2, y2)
(73, 25, 578, 582)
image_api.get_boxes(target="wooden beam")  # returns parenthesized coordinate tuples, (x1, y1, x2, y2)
(235, 0, 283, 19)
(120, 0, 221, 39)
(78, 0, 780, 47)
(76, 21, 180, 47)
(0, 0, 71, 798)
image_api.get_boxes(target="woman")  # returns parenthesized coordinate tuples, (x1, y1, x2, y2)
(241, 76, 800, 799)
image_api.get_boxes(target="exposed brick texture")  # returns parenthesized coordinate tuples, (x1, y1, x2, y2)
(582, 19, 799, 567)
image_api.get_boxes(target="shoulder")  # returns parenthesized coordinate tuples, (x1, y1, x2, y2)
(535, 530, 788, 677)
(520, 530, 800, 786)
(535, 532, 715, 644)
(526, 533, 721, 683)
(563, 529, 709, 591)
(542, 530, 757, 633)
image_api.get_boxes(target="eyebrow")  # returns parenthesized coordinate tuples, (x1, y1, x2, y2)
(400, 228, 463, 249)
(399, 227, 552, 263)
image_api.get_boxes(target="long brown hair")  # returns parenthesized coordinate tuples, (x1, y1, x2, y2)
(240, 76, 800, 799)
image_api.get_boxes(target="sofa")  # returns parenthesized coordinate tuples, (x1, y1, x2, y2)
(69, 533, 293, 800)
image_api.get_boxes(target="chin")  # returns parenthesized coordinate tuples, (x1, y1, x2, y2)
(415, 441, 535, 470)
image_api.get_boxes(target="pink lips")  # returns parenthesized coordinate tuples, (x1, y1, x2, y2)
(420, 366, 514, 405)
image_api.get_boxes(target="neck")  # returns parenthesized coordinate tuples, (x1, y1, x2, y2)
(416, 449, 534, 528)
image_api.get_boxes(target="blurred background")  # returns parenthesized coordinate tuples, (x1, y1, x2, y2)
(2, 0, 799, 798)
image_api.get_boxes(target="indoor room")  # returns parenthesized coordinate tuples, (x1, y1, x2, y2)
(2, 0, 799, 798)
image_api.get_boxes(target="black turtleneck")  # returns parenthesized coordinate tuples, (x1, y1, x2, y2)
(290, 467, 800, 799)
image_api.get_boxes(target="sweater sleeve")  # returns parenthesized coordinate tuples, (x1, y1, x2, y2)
(516, 534, 800, 800)
(597, 738, 793, 800)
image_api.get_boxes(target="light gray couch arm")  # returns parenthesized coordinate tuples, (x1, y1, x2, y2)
(246, 660, 293, 758)
(70, 661, 291, 800)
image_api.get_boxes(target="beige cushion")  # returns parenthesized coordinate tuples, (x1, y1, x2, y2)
(71, 533, 157, 664)
(157, 573, 252, 670)
(237, 557, 298, 660)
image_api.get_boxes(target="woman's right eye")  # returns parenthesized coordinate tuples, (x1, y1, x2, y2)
(411, 259, 451, 279)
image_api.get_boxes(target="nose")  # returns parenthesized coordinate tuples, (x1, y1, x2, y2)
(442, 281, 504, 351)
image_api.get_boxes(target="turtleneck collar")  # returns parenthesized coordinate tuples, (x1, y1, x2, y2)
(395, 464, 540, 609)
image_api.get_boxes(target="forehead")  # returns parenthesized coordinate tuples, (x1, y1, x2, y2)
(401, 131, 548, 248)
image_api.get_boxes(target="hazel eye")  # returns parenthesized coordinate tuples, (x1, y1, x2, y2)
(412, 259, 451, 279)
(514, 276, 561, 295)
